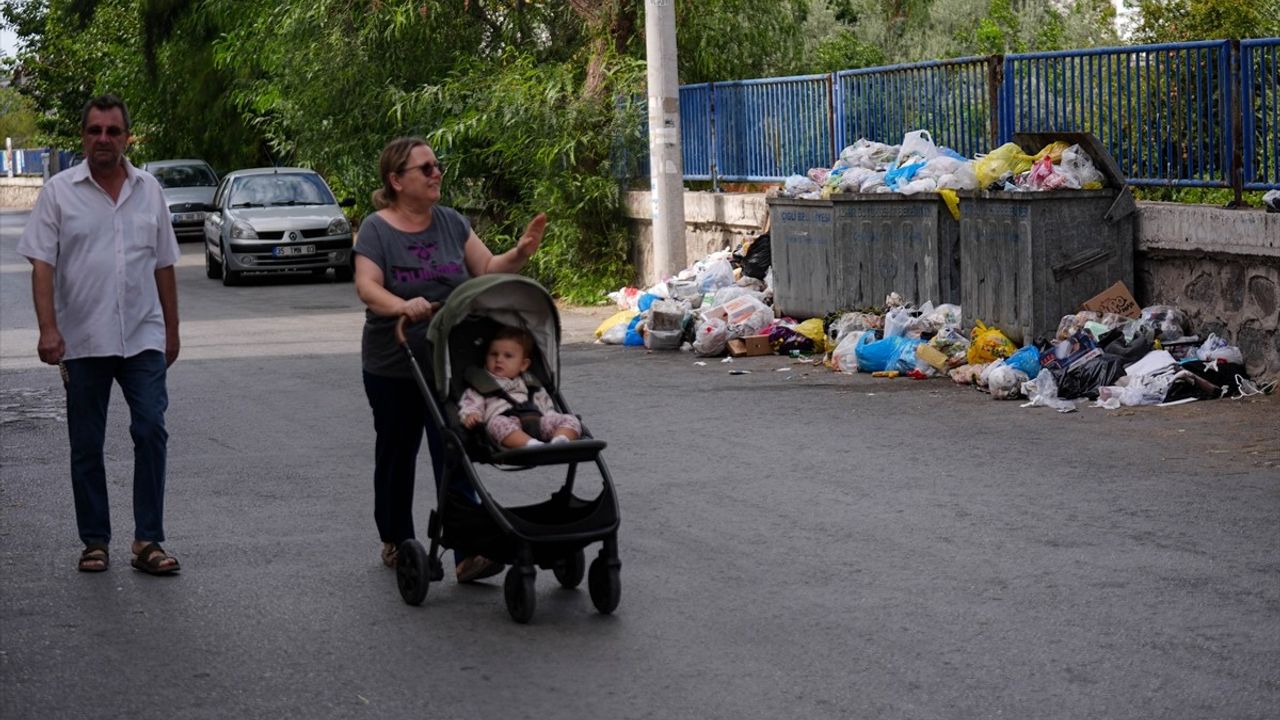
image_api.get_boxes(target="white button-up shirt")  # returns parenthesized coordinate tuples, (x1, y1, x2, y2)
(17, 159, 180, 360)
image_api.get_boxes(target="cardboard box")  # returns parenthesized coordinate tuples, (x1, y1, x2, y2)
(727, 334, 773, 357)
(1081, 281, 1140, 318)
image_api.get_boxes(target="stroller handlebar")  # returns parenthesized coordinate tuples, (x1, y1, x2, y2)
(395, 315, 409, 347)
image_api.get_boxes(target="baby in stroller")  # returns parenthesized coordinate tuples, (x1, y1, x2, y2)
(458, 325, 582, 448)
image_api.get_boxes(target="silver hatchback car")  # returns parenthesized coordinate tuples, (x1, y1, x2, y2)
(142, 159, 219, 242)
(203, 167, 355, 285)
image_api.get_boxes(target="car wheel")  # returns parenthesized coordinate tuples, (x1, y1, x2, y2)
(220, 241, 242, 287)
(204, 242, 221, 279)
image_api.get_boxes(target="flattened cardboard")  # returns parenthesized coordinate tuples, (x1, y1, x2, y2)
(1081, 280, 1140, 318)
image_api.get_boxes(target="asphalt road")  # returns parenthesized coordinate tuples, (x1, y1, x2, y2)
(2, 209, 1278, 719)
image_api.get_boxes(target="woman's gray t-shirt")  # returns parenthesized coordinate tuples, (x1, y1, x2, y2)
(355, 207, 472, 378)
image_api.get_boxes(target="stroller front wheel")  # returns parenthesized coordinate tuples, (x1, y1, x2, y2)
(504, 565, 537, 623)
(553, 549, 586, 589)
(588, 555, 621, 615)
(395, 539, 431, 606)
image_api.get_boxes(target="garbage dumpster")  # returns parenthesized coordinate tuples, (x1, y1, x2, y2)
(959, 132, 1136, 344)
(833, 194, 960, 309)
(767, 197, 837, 319)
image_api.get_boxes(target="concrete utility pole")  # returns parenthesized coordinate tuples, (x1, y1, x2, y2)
(644, 0, 687, 281)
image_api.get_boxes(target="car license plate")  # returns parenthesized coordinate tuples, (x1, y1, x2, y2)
(273, 244, 316, 257)
(172, 212, 204, 223)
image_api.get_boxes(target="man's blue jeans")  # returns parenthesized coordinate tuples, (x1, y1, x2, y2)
(64, 350, 169, 546)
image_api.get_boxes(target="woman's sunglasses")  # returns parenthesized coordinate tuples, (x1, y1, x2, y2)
(401, 161, 444, 177)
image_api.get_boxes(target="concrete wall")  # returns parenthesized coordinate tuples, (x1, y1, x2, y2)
(623, 191, 1280, 378)
(0, 178, 44, 209)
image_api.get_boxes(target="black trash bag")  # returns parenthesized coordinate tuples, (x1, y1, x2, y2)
(1099, 324, 1155, 364)
(738, 233, 771, 280)
(1054, 353, 1127, 400)
(1163, 360, 1250, 402)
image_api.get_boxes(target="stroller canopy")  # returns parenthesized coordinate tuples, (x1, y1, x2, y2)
(426, 274, 562, 397)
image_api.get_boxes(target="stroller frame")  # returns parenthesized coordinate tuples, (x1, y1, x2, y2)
(391, 275, 621, 623)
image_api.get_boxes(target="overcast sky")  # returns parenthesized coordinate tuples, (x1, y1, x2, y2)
(1, 26, 16, 58)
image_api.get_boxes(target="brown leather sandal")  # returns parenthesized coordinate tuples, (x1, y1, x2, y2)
(130, 542, 180, 575)
(78, 544, 109, 573)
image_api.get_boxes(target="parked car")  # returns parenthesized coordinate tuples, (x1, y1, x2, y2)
(203, 167, 355, 285)
(141, 159, 219, 242)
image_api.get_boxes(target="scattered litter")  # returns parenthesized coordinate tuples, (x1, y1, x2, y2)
(729, 370, 751, 375)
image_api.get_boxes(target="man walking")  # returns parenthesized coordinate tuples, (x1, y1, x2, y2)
(17, 94, 182, 575)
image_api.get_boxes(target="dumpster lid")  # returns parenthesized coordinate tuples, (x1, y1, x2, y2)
(1012, 131, 1126, 188)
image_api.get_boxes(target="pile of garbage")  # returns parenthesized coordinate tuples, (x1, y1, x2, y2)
(598, 246, 1271, 409)
(779, 129, 1106, 206)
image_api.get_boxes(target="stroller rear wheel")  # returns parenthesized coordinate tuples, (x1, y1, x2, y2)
(504, 565, 537, 623)
(588, 554, 621, 615)
(396, 539, 431, 606)
(553, 549, 586, 589)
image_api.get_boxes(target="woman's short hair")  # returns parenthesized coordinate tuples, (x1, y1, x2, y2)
(372, 136, 427, 209)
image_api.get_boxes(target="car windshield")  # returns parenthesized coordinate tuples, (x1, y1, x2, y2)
(228, 173, 336, 208)
(151, 164, 217, 189)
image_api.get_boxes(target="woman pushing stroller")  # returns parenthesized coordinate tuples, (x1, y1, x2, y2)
(354, 135, 547, 583)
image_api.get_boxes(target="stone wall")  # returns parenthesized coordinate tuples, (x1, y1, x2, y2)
(0, 178, 44, 209)
(623, 191, 1280, 378)
(1135, 204, 1279, 378)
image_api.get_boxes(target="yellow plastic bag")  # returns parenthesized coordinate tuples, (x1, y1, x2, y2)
(795, 317, 828, 353)
(939, 188, 960, 220)
(595, 309, 638, 339)
(967, 320, 1017, 364)
(1032, 141, 1070, 164)
(975, 143, 1035, 188)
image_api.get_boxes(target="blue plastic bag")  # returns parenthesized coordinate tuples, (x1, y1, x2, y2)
(884, 161, 926, 191)
(623, 314, 645, 346)
(892, 338, 925, 373)
(856, 334, 920, 373)
(1005, 345, 1042, 377)
(636, 293, 658, 312)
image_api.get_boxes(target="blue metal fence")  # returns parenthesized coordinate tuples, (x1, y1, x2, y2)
(679, 83, 714, 180)
(633, 37, 1279, 191)
(712, 74, 833, 182)
(1242, 38, 1280, 190)
(835, 56, 994, 161)
(1000, 41, 1233, 187)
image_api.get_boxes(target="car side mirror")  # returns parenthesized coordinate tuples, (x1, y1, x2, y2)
(339, 198, 355, 208)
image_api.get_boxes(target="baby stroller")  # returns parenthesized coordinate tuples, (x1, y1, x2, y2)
(393, 274, 621, 623)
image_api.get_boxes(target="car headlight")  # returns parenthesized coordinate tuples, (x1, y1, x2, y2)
(230, 220, 258, 240)
(327, 217, 351, 236)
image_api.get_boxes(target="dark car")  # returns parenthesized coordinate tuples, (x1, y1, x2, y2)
(141, 159, 219, 242)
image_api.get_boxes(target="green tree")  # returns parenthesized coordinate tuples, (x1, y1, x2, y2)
(0, 84, 39, 145)
(1128, 0, 1280, 42)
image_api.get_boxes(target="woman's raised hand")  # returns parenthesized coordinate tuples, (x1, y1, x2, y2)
(515, 213, 547, 259)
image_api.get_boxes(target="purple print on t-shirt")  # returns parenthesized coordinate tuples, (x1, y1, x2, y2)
(392, 239, 464, 283)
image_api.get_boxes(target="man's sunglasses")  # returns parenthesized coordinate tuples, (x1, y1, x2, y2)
(83, 125, 126, 137)
(401, 161, 444, 177)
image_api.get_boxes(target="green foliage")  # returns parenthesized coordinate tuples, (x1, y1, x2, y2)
(812, 29, 887, 73)
(403, 49, 645, 301)
(1132, 186, 1268, 208)
(675, 0, 811, 81)
(1128, 0, 1280, 42)
(0, 83, 39, 144)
